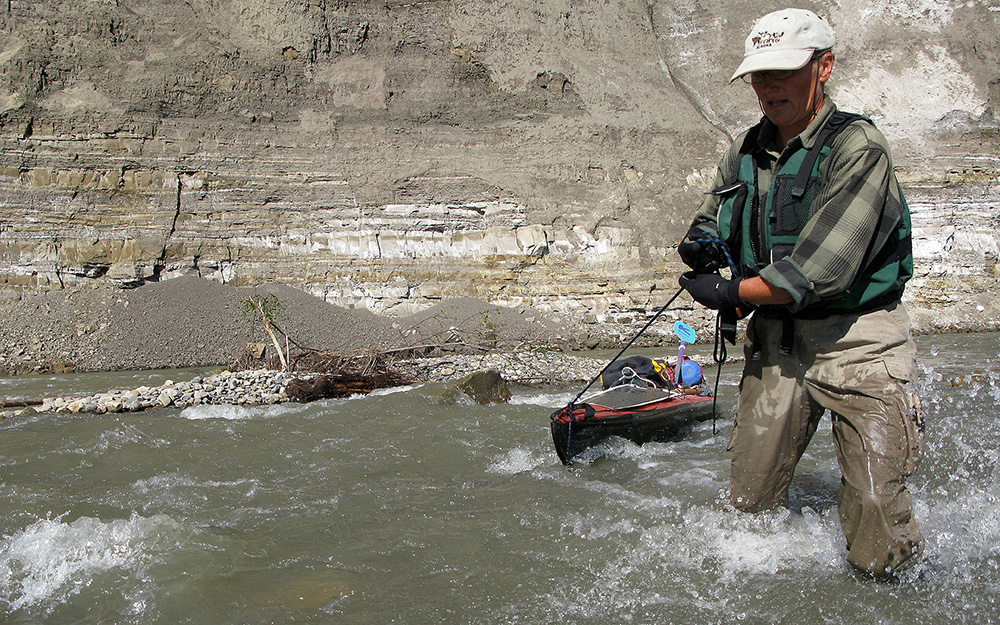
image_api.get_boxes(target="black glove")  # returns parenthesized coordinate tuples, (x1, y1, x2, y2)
(678, 227, 725, 273)
(678, 271, 746, 311)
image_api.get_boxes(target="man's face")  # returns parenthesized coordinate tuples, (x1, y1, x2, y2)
(751, 52, 833, 142)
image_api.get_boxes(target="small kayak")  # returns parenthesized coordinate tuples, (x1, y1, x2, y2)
(550, 384, 714, 465)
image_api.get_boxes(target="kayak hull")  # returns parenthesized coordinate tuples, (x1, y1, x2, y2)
(550, 386, 714, 464)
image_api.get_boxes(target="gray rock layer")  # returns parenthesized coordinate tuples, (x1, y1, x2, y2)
(1, 1, 998, 337)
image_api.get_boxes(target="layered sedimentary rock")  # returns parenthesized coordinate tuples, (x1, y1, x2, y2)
(1, 1, 998, 327)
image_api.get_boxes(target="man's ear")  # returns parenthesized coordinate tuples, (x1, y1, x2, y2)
(817, 51, 835, 84)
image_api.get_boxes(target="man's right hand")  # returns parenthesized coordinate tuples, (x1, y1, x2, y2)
(678, 271, 746, 312)
(678, 227, 725, 273)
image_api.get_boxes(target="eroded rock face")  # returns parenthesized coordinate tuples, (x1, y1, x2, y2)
(1, 1, 997, 327)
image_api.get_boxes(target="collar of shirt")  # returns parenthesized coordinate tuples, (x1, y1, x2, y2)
(753, 98, 840, 158)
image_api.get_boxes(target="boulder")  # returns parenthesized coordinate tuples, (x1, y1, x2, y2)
(457, 369, 512, 405)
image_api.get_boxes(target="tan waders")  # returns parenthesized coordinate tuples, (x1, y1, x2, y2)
(729, 305, 924, 579)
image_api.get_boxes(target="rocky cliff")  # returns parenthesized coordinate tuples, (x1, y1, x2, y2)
(1, 0, 998, 330)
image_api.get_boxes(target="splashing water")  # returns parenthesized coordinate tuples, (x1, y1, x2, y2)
(0, 514, 185, 613)
(0, 333, 998, 623)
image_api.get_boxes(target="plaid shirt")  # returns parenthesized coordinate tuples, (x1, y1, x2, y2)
(693, 99, 909, 312)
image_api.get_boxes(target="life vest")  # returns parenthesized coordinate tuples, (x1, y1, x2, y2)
(713, 111, 913, 316)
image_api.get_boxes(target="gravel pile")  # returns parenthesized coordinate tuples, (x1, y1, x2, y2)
(0, 277, 578, 376)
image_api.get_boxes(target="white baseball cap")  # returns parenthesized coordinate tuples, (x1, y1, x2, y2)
(730, 8, 835, 82)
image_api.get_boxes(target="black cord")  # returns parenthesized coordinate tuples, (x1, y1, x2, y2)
(566, 286, 687, 410)
(711, 312, 730, 435)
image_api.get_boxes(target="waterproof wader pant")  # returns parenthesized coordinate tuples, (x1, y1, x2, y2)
(730, 304, 924, 579)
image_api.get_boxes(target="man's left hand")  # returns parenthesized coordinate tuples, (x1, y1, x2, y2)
(678, 271, 746, 311)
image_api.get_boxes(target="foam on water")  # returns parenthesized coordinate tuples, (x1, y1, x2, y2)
(568, 436, 653, 465)
(0, 513, 184, 613)
(178, 401, 304, 421)
(487, 447, 550, 474)
(509, 389, 576, 407)
(529, 491, 849, 624)
(560, 511, 640, 541)
(368, 384, 420, 397)
(672, 505, 843, 577)
(922, 488, 1000, 573)
(178, 385, 424, 421)
(533, 506, 843, 623)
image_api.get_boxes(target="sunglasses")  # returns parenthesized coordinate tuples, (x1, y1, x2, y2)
(740, 51, 828, 84)
(741, 68, 799, 84)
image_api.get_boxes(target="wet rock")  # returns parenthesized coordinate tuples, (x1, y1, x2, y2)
(457, 369, 511, 405)
(435, 385, 468, 405)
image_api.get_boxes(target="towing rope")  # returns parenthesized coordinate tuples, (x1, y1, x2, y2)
(560, 286, 687, 457)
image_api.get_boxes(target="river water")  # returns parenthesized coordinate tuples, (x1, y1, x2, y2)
(1, 333, 998, 624)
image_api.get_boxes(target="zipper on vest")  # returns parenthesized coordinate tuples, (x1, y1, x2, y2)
(748, 167, 765, 265)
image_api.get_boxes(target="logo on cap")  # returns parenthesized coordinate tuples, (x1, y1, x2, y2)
(751, 31, 785, 50)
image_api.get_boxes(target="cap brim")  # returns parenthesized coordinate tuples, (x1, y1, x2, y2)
(730, 49, 814, 82)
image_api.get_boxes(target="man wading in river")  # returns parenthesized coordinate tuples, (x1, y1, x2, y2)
(677, 8, 924, 580)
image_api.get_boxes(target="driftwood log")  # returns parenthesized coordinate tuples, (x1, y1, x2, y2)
(0, 397, 44, 409)
(283, 350, 415, 403)
(285, 372, 410, 403)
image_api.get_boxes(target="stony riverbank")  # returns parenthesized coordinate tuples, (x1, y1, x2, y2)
(24, 369, 293, 416)
(0, 352, 609, 417)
